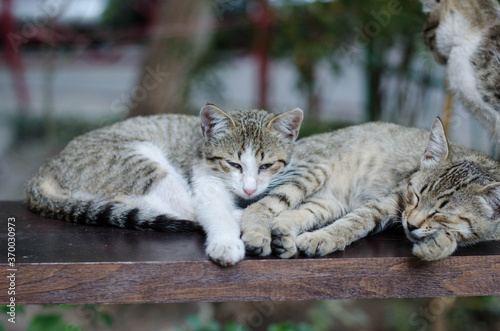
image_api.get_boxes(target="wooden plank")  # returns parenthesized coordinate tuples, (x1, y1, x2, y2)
(1, 201, 500, 304)
(8, 257, 500, 305)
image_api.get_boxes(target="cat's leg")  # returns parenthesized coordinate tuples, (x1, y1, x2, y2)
(412, 229, 457, 261)
(240, 163, 330, 256)
(271, 197, 349, 258)
(193, 175, 245, 266)
(296, 195, 398, 256)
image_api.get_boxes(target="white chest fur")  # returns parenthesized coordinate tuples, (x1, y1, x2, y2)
(437, 12, 495, 116)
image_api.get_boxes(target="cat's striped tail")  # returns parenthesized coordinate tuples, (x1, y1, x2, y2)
(24, 175, 200, 232)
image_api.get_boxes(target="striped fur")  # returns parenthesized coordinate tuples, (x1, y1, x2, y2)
(241, 118, 500, 261)
(25, 104, 303, 266)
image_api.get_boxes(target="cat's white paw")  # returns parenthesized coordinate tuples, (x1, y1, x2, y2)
(206, 238, 245, 267)
(241, 226, 272, 256)
(271, 217, 298, 259)
(296, 229, 347, 257)
(413, 230, 457, 261)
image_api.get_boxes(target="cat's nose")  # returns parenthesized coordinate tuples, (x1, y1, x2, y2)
(244, 188, 256, 196)
(407, 223, 418, 232)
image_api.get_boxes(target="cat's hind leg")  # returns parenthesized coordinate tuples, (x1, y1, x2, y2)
(271, 197, 348, 258)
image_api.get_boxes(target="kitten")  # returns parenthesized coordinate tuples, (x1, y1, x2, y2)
(241, 118, 500, 261)
(25, 104, 303, 266)
(420, 0, 500, 146)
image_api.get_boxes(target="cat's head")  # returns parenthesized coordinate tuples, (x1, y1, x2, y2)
(403, 118, 500, 245)
(200, 104, 303, 200)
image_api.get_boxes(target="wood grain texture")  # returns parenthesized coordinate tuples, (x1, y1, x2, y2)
(1, 201, 500, 305)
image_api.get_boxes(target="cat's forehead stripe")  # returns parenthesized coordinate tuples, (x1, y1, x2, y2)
(240, 146, 257, 171)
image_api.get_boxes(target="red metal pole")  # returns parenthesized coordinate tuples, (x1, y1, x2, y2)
(1, 0, 31, 113)
(253, 0, 272, 110)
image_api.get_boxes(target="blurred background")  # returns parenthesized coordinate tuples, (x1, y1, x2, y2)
(1, 0, 499, 330)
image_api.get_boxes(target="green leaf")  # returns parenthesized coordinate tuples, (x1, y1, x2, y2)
(268, 321, 316, 331)
(99, 312, 114, 327)
(27, 314, 82, 331)
(224, 321, 247, 331)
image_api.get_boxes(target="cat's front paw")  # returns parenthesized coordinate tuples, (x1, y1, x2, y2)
(206, 238, 245, 267)
(296, 229, 346, 257)
(271, 217, 298, 259)
(412, 230, 457, 261)
(241, 227, 272, 256)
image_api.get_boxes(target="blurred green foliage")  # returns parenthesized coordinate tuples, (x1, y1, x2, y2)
(101, 0, 149, 29)
(27, 314, 82, 331)
(100, 0, 436, 122)
(2, 297, 500, 330)
(193, 0, 429, 121)
(9, 114, 120, 148)
(176, 314, 317, 331)
(177, 315, 243, 331)
(0, 305, 113, 331)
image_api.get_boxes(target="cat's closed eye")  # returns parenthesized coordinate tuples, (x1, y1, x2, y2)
(407, 190, 420, 206)
(259, 163, 274, 171)
(438, 200, 449, 209)
(227, 161, 242, 171)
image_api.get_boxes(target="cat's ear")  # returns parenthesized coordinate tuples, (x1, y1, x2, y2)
(422, 117, 449, 165)
(478, 183, 500, 216)
(200, 104, 236, 139)
(267, 108, 303, 142)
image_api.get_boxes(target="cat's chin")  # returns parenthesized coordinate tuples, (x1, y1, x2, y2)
(234, 191, 267, 209)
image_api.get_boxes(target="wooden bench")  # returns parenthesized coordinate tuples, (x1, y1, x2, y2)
(1, 200, 500, 305)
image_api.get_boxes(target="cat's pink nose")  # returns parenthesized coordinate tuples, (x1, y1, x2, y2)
(244, 188, 256, 196)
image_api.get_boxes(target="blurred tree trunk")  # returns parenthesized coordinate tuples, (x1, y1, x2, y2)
(129, 0, 212, 117)
(365, 43, 383, 122)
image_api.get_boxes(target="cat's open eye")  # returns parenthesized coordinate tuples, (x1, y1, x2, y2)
(227, 161, 242, 171)
(259, 163, 274, 171)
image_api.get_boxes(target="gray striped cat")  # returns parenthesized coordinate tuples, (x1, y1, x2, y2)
(241, 118, 500, 261)
(25, 104, 303, 266)
(420, 0, 500, 146)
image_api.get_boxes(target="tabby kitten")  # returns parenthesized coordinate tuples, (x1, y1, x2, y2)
(25, 104, 303, 266)
(241, 118, 500, 261)
(420, 0, 500, 145)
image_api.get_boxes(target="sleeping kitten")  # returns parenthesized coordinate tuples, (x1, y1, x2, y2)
(241, 118, 500, 261)
(25, 104, 303, 266)
(420, 0, 500, 146)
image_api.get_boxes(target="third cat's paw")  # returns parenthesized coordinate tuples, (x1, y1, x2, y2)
(271, 218, 298, 259)
(241, 227, 272, 256)
(206, 238, 245, 267)
(412, 230, 457, 261)
(296, 229, 346, 257)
